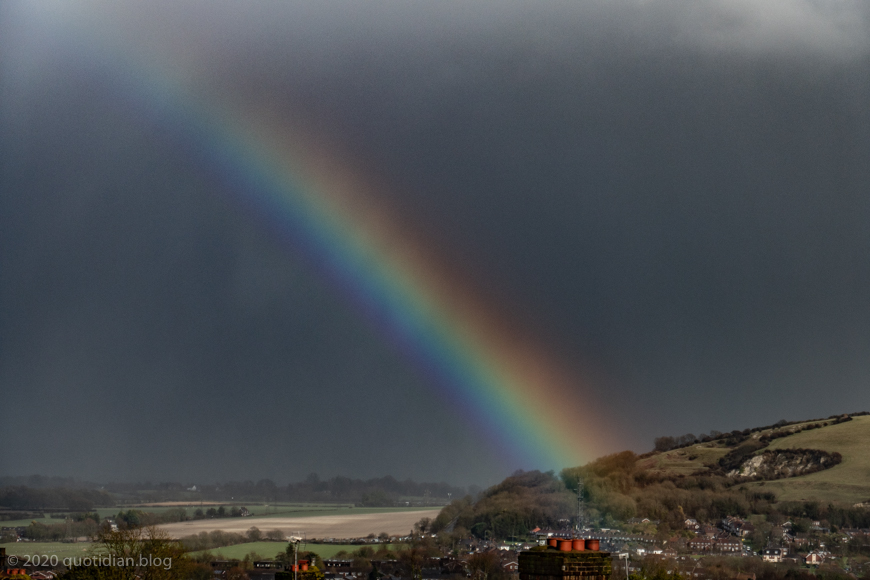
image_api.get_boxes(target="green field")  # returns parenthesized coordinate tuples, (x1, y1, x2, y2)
(1, 517, 55, 527)
(0, 507, 191, 528)
(189, 542, 395, 560)
(2, 542, 99, 559)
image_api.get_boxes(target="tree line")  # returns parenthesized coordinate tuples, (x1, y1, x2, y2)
(97, 475, 471, 505)
(271, 474, 468, 505)
(180, 527, 286, 552)
(0, 486, 114, 511)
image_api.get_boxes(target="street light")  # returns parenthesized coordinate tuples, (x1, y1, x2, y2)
(288, 536, 303, 580)
(618, 553, 629, 580)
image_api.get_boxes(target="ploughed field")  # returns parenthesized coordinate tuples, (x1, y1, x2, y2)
(157, 509, 439, 539)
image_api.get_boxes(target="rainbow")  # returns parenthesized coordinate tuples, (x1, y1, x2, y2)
(37, 5, 618, 472)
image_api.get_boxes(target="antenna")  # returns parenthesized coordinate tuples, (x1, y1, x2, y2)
(288, 535, 304, 580)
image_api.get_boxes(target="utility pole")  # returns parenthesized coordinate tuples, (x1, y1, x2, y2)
(619, 553, 629, 580)
(289, 536, 303, 580)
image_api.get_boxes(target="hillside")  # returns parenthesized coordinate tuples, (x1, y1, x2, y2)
(635, 441, 731, 476)
(749, 415, 870, 503)
(640, 414, 870, 503)
(430, 413, 870, 541)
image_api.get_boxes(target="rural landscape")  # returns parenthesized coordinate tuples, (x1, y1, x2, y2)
(4, 3, 870, 580)
(4, 412, 870, 580)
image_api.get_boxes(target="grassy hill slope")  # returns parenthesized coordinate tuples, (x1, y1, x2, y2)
(635, 441, 730, 476)
(637, 419, 825, 475)
(642, 415, 870, 504)
(747, 415, 870, 503)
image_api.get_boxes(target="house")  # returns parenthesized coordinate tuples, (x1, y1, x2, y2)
(805, 552, 826, 565)
(715, 538, 742, 553)
(323, 560, 353, 573)
(791, 535, 811, 547)
(721, 517, 755, 538)
(433, 558, 465, 576)
(684, 519, 700, 531)
(689, 537, 741, 553)
(534, 528, 574, 544)
(503, 561, 519, 572)
(762, 548, 784, 563)
(687, 538, 714, 553)
(772, 526, 795, 543)
(842, 528, 870, 539)
(699, 525, 719, 538)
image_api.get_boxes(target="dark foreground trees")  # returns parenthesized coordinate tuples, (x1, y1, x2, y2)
(59, 526, 191, 580)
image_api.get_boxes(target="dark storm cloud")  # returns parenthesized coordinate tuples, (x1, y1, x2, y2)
(2, 0, 870, 485)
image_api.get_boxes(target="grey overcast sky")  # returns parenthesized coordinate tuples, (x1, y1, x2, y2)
(2, 0, 870, 487)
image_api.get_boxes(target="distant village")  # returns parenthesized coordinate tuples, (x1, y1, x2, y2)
(3, 509, 868, 580)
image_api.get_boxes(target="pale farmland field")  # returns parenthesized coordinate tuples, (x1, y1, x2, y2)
(158, 509, 439, 539)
